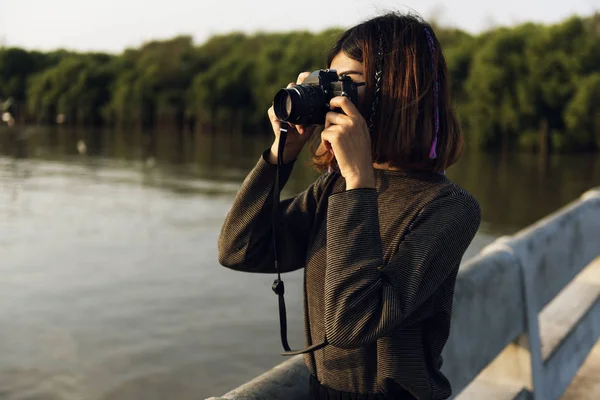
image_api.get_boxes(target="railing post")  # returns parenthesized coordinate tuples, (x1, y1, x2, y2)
(517, 250, 545, 400)
(482, 239, 545, 399)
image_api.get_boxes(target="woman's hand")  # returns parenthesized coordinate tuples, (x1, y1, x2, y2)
(267, 72, 316, 164)
(321, 96, 375, 190)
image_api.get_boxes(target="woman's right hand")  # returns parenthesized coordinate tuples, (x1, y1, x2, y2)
(267, 72, 316, 164)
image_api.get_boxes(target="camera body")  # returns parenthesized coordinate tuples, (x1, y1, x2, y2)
(273, 69, 360, 125)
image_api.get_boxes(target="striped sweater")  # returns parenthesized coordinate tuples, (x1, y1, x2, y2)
(218, 149, 481, 399)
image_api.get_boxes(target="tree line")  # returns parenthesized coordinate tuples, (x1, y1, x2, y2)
(0, 14, 599, 153)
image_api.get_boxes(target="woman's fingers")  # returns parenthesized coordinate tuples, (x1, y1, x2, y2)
(320, 124, 342, 152)
(268, 105, 278, 123)
(297, 71, 310, 84)
(268, 105, 301, 136)
(325, 110, 351, 129)
(329, 96, 361, 118)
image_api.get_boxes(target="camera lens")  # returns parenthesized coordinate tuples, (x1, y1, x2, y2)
(273, 85, 326, 125)
(274, 88, 300, 122)
(285, 96, 293, 116)
(274, 89, 296, 121)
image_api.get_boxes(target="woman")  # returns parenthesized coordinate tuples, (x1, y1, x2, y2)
(218, 13, 481, 400)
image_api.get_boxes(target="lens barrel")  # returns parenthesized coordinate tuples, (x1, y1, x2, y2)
(274, 88, 300, 122)
(273, 84, 326, 125)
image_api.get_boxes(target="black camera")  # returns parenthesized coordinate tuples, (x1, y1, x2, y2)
(273, 69, 361, 125)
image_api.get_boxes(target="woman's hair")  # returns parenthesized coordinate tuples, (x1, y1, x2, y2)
(309, 12, 463, 173)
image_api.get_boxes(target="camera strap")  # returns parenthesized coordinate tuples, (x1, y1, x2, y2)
(272, 121, 328, 356)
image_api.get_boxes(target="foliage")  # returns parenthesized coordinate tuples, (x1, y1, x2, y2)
(563, 73, 600, 151)
(1, 13, 599, 152)
(27, 54, 114, 124)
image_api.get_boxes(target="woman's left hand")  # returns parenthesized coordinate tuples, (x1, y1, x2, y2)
(321, 96, 376, 190)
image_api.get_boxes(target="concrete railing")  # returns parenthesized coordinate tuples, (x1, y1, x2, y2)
(207, 188, 600, 400)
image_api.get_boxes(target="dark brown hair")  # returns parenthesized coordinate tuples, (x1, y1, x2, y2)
(309, 13, 463, 173)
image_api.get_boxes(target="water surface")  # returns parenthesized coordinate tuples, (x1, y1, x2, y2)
(1, 126, 599, 399)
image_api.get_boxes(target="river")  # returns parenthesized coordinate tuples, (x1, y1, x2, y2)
(1, 125, 599, 399)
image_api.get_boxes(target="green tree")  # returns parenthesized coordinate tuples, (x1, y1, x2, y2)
(563, 73, 600, 151)
(27, 55, 114, 125)
(517, 17, 589, 151)
(464, 24, 538, 150)
(105, 36, 202, 128)
(1, 13, 599, 154)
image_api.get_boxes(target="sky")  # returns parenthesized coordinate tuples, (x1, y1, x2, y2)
(0, 0, 598, 53)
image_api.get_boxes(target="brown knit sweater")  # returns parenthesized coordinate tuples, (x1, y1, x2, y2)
(218, 149, 481, 399)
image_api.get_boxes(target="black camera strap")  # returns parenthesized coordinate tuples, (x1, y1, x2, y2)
(272, 121, 328, 356)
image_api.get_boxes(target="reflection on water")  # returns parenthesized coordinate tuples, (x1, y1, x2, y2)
(0, 125, 599, 400)
(3, 125, 599, 234)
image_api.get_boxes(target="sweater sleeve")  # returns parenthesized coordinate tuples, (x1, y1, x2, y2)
(324, 188, 481, 348)
(218, 148, 326, 274)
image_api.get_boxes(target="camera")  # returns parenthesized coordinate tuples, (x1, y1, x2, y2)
(273, 69, 361, 125)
